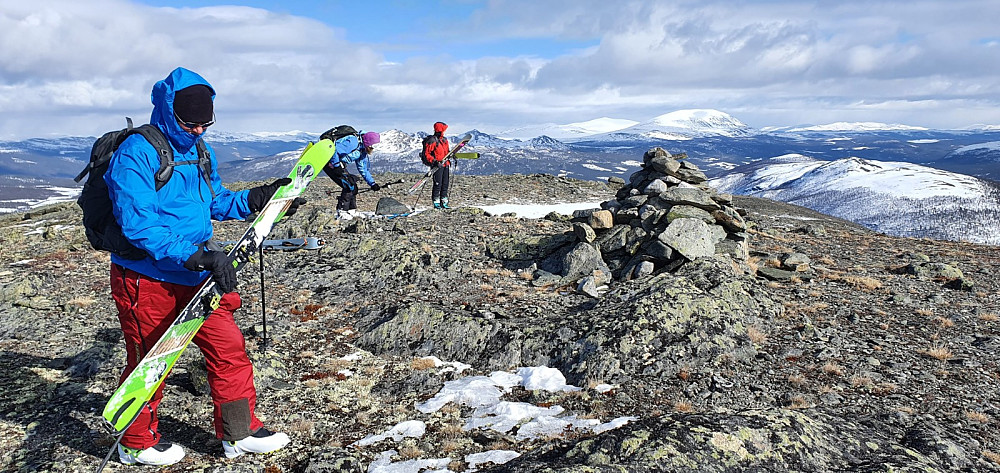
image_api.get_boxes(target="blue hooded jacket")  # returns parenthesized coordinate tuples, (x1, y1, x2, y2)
(332, 134, 376, 186)
(105, 67, 251, 286)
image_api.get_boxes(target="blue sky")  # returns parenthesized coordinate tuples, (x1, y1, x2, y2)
(1, 0, 999, 139)
(132, 1, 600, 62)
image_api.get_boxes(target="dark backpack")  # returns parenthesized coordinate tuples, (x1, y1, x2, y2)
(320, 125, 359, 144)
(74, 117, 214, 260)
(320, 125, 361, 167)
(420, 134, 445, 167)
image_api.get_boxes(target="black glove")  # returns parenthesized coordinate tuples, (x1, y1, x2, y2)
(284, 197, 307, 218)
(247, 177, 292, 213)
(184, 247, 237, 293)
(370, 183, 381, 191)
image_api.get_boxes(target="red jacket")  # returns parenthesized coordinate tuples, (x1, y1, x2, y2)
(423, 121, 450, 167)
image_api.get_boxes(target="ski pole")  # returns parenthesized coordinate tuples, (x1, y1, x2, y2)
(357, 178, 405, 194)
(259, 245, 267, 352)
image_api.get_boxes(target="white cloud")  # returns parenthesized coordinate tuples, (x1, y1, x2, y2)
(1, 0, 999, 139)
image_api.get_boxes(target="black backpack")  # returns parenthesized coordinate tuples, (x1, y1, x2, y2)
(420, 135, 445, 167)
(320, 125, 359, 144)
(74, 118, 214, 260)
(320, 125, 361, 167)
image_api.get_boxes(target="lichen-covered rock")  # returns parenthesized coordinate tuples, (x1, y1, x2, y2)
(658, 218, 719, 260)
(561, 242, 611, 280)
(304, 448, 364, 472)
(492, 409, 969, 472)
(572, 222, 596, 243)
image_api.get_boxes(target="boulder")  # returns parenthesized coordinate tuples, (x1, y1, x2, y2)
(562, 242, 612, 281)
(659, 187, 722, 211)
(375, 197, 410, 216)
(573, 222, 596, 243)
(589, 210, 614, 229)
(658, 218, 719, 260)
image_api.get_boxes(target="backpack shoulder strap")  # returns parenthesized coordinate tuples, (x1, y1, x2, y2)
(130, 124, 174, 191)
(195, 139, 216, 199)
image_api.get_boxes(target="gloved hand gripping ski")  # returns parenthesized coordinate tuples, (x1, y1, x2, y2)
(184, 247, 237, 293)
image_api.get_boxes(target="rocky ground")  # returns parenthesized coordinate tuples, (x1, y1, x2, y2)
(0, 167, 999, 472)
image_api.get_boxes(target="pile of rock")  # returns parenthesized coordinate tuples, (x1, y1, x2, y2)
(566, 148, 750, 288)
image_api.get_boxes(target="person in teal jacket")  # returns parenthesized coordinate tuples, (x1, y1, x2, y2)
(322, 131, 381, 218)
(104, 67, 293, 466)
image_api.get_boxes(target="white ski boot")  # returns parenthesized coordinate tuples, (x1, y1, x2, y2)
(222, 427, 290, 459)
(118, 440, 185, 466)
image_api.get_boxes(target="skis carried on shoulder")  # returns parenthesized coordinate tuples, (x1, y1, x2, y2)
(94, 139, 336, 473)
(406, 134, 472, 195)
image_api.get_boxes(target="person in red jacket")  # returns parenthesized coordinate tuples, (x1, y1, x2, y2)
(421, 121, 451, 209)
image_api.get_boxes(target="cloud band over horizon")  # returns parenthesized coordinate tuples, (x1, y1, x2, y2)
(1, 0, 999, 139)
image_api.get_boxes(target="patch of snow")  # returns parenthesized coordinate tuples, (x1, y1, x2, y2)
(593, 383, 617, 393)
(593, 417, 640, 434)
(341, 352, 364, 361)
(415, 376, 506, 414)
(418, 356, 472, 374)
(582, 163, 611, 172)
(353, 420, 427, 447)
(517, 366, 581, 392)
(368, 450, 451, 473)
(465, 450, 521, 471)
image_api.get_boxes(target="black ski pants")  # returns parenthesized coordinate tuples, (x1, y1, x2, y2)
(431, 165, 450, 200)
(323, 164, 359, 211)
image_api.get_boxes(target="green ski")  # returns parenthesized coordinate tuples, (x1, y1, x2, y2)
(96, 138, 335, 472)
(453, 152, 479, 160)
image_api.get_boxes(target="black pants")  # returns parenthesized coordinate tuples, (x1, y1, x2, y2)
(323, 165, 358, 211)
(432, 165, 450, 200)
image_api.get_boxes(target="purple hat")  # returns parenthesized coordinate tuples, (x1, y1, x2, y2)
(361, 131, 380, 148)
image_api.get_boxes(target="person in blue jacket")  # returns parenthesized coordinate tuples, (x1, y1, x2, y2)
(105, 67, 294, 466)
(322, 131, 381, 219)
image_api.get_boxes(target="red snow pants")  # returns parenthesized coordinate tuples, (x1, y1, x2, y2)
(110, 264, 263, 449)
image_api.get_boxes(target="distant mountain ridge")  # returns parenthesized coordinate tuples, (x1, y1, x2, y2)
(2, 109, 1000, 245)
(710, 156, 1000, 245)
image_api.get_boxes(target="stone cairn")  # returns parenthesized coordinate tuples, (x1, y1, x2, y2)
(568, 147, 750, 291)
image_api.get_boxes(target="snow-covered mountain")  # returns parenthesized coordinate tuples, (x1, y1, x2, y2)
(711, 155, 1000, 245)
(946, 141, 1000, 161)
(498, 117, 639, 140)
(930, 141, 1000, 181)
(582, 109, 755, 142)
(771, 122, 930, 133)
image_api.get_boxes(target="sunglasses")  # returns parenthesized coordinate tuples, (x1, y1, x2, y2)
(174, 110, 215, 129)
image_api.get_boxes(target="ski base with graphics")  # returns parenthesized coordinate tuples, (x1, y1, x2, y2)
(96, 139, 335, 472)
(407, 134, 473, 195)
